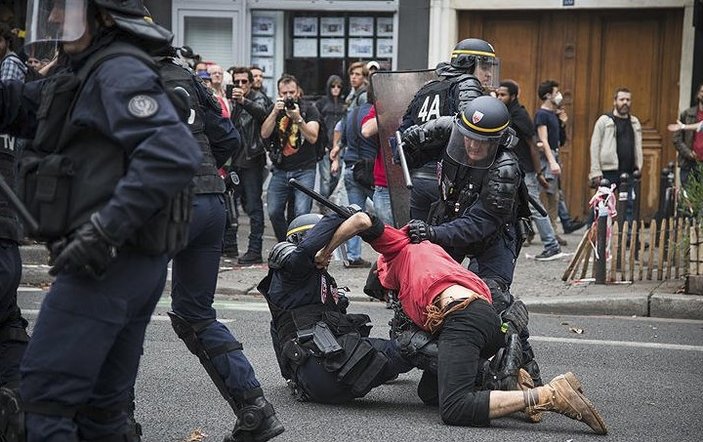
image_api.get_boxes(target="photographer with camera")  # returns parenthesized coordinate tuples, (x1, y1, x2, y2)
(261, 74, 321, 241)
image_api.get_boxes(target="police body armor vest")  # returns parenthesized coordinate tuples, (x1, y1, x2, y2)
(17, 42, 192, 255)
(0, 140, 20, 241)
(157, 60, 224, 194)
(407, 74, 474, 127)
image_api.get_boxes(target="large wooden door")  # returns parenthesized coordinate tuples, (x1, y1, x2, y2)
(459, 9, 683, 220)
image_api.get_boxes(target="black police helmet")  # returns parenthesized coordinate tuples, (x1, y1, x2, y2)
(455, 95, 510, 141)
(286, 213, 323, 244)
(450, 38, 496, 72)
(93, 0, 173, 45)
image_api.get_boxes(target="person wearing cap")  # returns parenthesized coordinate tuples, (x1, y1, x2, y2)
(366, 60, 380, 74)
(400, 96, 545, 391)
(0, 1, 206, 441)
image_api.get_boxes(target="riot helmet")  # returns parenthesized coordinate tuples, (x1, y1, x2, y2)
(25, 0, 172, 49)
(450, 38, 500, 90)
(445, 96, 512, 169)
(286, 213, 323, 244)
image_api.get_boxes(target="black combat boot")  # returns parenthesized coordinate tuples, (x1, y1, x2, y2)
(481, 333, 523, 391)
(224, 392, 284, 442)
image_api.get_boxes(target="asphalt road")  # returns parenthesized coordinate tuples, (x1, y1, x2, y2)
(17, 288, 703, 442)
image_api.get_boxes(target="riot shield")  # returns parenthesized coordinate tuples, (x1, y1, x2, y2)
(371, 70, 437, 227)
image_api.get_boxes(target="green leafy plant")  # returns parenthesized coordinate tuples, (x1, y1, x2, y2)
(684, 163, 703, 218)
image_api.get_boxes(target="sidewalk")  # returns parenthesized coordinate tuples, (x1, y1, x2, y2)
(19, 215, 703, 320)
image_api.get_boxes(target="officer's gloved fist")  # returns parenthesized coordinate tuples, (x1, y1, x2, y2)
(407, 219, 435, 244)
(401, 125, 427, 168)
(49, 213, 119, 279)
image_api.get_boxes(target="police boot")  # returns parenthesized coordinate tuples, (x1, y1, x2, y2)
(224, 392, 284, 442)
(523, 358, 544, 387)
(0, 387, 24, 442)
(481, 333, 523, 391)
(524, 372, 608, 435)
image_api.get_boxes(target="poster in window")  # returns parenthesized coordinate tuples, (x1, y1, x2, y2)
(263, 78, 275, 98)
(320, 38, 345, 58)
(294, 17, 318, 36)
(251, 57, 274, 78)
(349, 17, 374, 36)
(252, 16, 274, 36)
(348, 38, 373, 58)
(293, 38, 318, 58)
(376, 17, 393, 37)
(320, 17, 345, 36)
(251, 36, 274, 57)
(376, 39, 393, 57)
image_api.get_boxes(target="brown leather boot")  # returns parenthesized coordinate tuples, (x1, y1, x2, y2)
(516, 368, 542, 423)
(524, 372, 607, 435)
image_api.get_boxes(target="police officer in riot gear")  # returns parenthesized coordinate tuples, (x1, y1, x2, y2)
(399, 38, 500, 222)
(404, 96, 544, 389)
(259, 212, 415, 404)
(141, 47, 284, 442)
(0, 1, 204, 441)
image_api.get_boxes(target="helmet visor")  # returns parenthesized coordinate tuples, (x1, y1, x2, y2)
(474, 56, 500, 90)
(25, 0, 88, 45)
(446, 124, 500, 169)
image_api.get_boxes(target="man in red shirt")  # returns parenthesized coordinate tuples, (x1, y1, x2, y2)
(673, 82, 703, 186)
(315, 212, 607, 434)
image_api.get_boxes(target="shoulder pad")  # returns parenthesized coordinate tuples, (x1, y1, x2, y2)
(193, 75, 221, 112)
(268, 242, 297, 270)
(481, 150, 521, 217)
(456, 76, 483, 112)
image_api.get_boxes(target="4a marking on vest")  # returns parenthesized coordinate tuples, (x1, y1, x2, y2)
(417, 94, 442, 123)
(128, 95, 159, 118)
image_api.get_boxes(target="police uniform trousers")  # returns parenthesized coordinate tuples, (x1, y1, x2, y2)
(467, 226, 537, 366)
(20, 251, 169, 441)
(171, 193, 260, 396)
(295, 337, 412, 404)
(0, 239, 26, 388)
(410, 163, 439, 222)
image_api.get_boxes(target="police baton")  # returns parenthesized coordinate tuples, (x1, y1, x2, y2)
(288, 178, 356, 219)
(395, 131, 413, 189)
(0, 174, 39, 234)
(528, 194, 548, 217)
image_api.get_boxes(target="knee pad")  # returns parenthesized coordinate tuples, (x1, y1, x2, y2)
(481, 333, 523, 391)
(397, 328, 438, 374)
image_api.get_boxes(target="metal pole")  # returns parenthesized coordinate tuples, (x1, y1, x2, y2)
(595, 203, 608, 284)
(632, 169, 641, 223)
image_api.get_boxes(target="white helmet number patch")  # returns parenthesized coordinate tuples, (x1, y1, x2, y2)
(128, 95, 159, 118)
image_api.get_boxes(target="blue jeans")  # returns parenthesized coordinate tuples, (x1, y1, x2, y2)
(343, 167, 374, 261)
(373, 185, 395, 226)
(318, 156, 340, 199)
(525, 173, 560, 252)
(171, 194, 260, 398)
(268, 167, 316, 241)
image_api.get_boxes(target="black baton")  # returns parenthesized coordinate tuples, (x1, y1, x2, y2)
(528, 193, 548, 217)
(0, 174, 39, 234)
(288, 178, 355, 218)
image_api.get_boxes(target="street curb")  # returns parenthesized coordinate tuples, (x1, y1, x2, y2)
(521, 294, 650, 317)
(649, 293, 703, 320)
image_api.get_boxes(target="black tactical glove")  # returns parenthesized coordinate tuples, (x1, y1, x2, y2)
(500, 299, 529, 336)
(49, 214, 119, 279)
(400, 125, 427, 169)
(407, 219, 436, 244)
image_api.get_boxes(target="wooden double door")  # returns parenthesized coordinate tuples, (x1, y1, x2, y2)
(459, 8, 683, 220)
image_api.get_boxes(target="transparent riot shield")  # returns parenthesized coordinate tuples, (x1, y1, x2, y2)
(371, 70, 437, 227)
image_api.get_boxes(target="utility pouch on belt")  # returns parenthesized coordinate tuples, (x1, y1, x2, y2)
(297, 322, 342, 356)
(126, 184, 194, 256)
(18, 154, 74, 239)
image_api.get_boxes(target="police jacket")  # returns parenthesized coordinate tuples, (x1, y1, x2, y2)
(230, 89, 270, 169)
(158, 58, 240, 194)
(432, 149, 524, 261)
(259, 213, 372, 346)
(0, 35, 201, 248)
(0, 139, 19, 241)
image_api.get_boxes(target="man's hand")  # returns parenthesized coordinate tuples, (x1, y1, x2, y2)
(401, 125, 426, 148)
(314, 249, 332, 269)
(232, 87, 245, 104)
(549, 160, 561, 176)
(285, 104, 302, 123)
(537, 174, 549, 189)
(49, 215, 119, 279)
(407, 219, 436, 244)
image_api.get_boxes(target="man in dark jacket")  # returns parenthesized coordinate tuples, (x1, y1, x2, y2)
(225, 66, 271, 264)
(315, 75, 346, 203)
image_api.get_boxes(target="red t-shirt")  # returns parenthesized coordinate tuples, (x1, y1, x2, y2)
(361, 105, 388, 187)
(369, 225, 492, 331)
(693, 109, 703, 158)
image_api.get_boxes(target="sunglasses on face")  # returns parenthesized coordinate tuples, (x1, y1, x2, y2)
(331, 84, 342, 89)
(234, 79, 249, 85)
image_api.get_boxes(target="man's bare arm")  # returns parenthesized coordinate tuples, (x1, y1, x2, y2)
(315, 212, 372, 266)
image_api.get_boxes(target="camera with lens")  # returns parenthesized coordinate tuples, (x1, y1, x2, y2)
(283, 97, 297, 110)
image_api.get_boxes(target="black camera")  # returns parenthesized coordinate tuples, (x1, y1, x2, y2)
(225, 84, 234, 99)
(283, 98, 296, 110)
